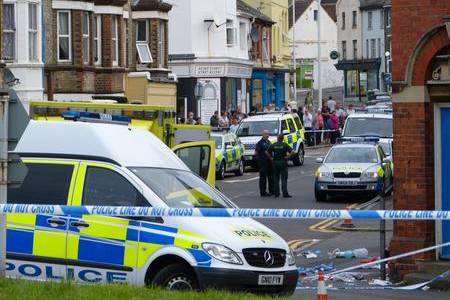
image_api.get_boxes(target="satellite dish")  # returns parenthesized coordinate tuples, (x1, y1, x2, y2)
(250, 26, 259, 43)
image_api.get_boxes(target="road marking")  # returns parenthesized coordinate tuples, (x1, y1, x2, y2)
(223, 176, 259, 183)
(288, 239, 321, 252)
(309, 197, 382, 233)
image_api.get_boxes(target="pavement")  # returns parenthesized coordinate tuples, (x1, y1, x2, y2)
(216, 146, 450, 299)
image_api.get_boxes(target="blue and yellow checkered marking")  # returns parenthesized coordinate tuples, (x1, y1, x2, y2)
(6, 214, 210, 268)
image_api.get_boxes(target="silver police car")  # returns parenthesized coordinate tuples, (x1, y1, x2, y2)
(314, 138, 393, 201)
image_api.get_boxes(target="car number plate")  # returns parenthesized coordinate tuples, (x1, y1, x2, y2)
(334, 180, 359, 185)
(258, 275, 284, 285)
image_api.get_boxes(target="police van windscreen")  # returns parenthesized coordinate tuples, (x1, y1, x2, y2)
(212, 136, 222, 149)
(343, 118, 392, 138)
(325, 147, 379, 164)
(130, 168, 233, 208)
(236, 121, 279, 136)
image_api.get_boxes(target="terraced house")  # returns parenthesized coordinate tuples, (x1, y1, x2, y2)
(43, 0, 175, 104)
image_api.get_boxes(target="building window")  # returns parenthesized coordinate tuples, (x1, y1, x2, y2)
(94, 15, 101, 65)
(226, 19, 236, 46)
(2, 4, 15, 61)
(352, 40, 357, 60)
(352, 11, 357, 28)
(341, 12, 345, 30)
(370, 39, 376, 58)
(366, 39, 369, 58)
(239, 22, 246, 50)
(368, 11, 373, 30)
(136, 20, 148, 42)
(28, 3, 38, 61)
(377, 38, 381, 58)
(313, 10, 318, 21)
(342, 41, 347, 60)
(386, 9, 391, 28)
(111, 15, 118, 66)
(57, 11, 71, 62)
(380, 10, 383, 29)
(262, 27, 270, 63)
(82, 12, 90, 64)
(158, 20, 165, 68)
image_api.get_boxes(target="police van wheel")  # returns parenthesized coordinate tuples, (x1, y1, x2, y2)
(216, 161, 226, 180)
(235, 159, 244, 176)
(152, 263, 198, 291)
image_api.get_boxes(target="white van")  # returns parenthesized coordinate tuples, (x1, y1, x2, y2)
(6, 121, 298, 295)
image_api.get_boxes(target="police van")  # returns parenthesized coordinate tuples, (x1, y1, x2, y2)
(6, 120, 298, 294)
(235, 112, 305, 167)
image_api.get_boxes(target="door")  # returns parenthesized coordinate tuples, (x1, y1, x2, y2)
(441, 108, 450, 259)
(6, 159, 78, 281)
(68, 163, 146, 283)
(172, 141, 215, 187)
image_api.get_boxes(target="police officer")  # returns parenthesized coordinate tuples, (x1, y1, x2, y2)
(255, 130, 274, 197)
(267, 134, 294, 198)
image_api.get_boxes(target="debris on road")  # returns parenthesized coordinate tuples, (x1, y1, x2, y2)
(300, 250, 321, 259)
(369, 279, 392, 286)
(298, 263, 335, 276)
(329, 248, 369, 259)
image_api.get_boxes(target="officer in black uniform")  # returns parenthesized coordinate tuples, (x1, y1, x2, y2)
(255, 130, 274, 197)
(267, 134, 294, 198)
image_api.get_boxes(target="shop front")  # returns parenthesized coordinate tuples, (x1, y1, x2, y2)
(335, 59, 381, 102)
(249, 68, 287, 112)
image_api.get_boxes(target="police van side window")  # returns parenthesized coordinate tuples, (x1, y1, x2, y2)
(82, 167, 146, 206)
(287, 118, 296, 133)
(293, 116, 302, 129)
(8, 163, 73, 205)
(281, 120, 288, 132)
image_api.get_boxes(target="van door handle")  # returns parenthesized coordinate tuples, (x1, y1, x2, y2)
(47, 218, 66, 226)
(70, 221, 90, 228)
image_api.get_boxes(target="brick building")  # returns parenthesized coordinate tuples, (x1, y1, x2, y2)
(43, 0, 175, 104)
(389, 0, 450, 279)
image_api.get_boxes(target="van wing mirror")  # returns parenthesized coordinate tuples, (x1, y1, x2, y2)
(316, 157, 324, 163)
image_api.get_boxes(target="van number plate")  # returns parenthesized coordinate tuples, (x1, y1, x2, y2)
(258, 275, 284, 285)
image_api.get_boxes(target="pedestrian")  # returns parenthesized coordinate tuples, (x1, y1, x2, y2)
(315, 108, 324, 145)
(283, 102, 292, 112)
(219, 111, 229, 128)
(327, 96, 336, 112)
(303, 108, 313, 146)
(267, 134, 294, 198)
(195, 117, 203, 125)
(321, 100, 331, 142)
(255, 130, 274, 197)
(229, 118, 239, 133)
(186, 112, 196, 125)
(210, 111, 220, 127)
(329, 111, 340, 144)
(335, 103, 346, 129)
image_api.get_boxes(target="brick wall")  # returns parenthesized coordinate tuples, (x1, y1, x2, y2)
(45, 7, 126, 98)
(390, 0, 450, 280)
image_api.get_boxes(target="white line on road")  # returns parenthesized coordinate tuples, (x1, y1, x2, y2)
(224, 176, 259, 183)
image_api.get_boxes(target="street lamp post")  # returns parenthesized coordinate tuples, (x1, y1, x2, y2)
(292, 0, 297, 102)
(317, 0, 322, 110)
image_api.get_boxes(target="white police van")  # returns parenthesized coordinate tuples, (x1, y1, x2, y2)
(6, 120, 298, 294)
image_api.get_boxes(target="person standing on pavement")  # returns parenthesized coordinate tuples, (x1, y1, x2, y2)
(303, 108, 313, 146)
(267, 134, 294, 198)
(255, 130, 274, 197)
(186, 112, 196, 125)
(210, 111, 219, 127)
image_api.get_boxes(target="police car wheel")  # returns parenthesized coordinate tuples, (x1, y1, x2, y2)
(315, 190, 327, 202)
(152, 263, 198, 291)
(235, 159, 244, 176)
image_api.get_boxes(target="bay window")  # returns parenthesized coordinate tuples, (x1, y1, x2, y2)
(2, 4, 15, 61)
(57, 11, 71, 61)
(112, 15, 118, 66)
(93, 15, 101, 65)
(82, 12, 89, 64)
(28, 3, 38, 61)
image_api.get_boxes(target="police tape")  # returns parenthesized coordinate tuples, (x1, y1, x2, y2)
(1, 204, 450, 220)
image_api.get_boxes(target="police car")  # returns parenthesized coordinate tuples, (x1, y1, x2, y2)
(314, 138, 393, 201)
(235, 112, 305, 167)
(342, 108, 393, 145)
(6, 120, 298, 294)
(211, 132, 245, 180)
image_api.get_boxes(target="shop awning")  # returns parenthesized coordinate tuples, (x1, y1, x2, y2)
(335, 58, 381, 71)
